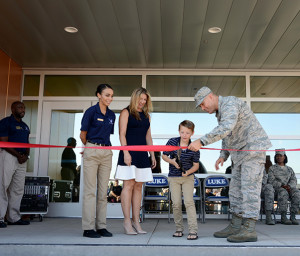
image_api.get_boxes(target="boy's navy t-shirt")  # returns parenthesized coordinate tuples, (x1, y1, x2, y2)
(163, 137, 200, 177)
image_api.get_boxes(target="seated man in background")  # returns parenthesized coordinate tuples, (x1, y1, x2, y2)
(107, 180, 122, 203)
(264, 149, 300, 225)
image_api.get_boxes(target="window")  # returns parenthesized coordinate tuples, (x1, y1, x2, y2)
(44, 75, 142, 96)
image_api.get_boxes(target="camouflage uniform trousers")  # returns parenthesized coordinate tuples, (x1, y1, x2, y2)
(264, 184, 300, 213)
(229, 154, 265, 220)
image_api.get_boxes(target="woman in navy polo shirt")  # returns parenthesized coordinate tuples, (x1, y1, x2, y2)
(115, 87, 156, 235)
(80, 84, 116, 238)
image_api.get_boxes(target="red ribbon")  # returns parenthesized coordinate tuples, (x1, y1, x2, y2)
(1, 141, 300, 152)
(0, 141, 180, 152)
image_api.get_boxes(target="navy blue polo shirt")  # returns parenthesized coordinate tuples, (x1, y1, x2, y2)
(0, 115, 30, 153)
(163, 137, 200, 177)
(81, 104, 116, 145)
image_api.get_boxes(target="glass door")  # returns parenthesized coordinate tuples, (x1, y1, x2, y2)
(39, 101, 91, 216)
(39, 100, 128, 217)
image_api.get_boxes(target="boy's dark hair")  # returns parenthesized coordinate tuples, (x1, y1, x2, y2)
(95, 84, 113, 96)
(178, 120, 195, 132)
(274, 154, 288, 164)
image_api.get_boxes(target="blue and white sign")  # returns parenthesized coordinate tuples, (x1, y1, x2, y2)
(146, 176, 168, 186)
(205, 176, 229, 187)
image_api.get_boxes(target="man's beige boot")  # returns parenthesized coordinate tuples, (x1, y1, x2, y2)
(227, 218, 257, 243)
(281, 212, 292, 225)
(213, 214, 242, 238)
(265, 210, 275, 225)
(290, 213, 299, 225)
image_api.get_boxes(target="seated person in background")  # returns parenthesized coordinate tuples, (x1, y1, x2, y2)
(265, 155, 273, 173)
(194, 160, 207, 174)
(221, 161, 232, 201)
(264, 149, 300, 225)
(205, 188, 215, 197)
(261, 155, 273, 224)
(261, 168, 272, 224)
(219, 162, 232, 213)
(74, 165, 81, 187)
(225, 164, 232, 174)
(107, 180, 122, 203)
(151, 151, 162, 173)
(61, 137, 77, 181)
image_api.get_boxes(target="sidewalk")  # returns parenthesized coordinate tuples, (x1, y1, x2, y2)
(1, 218, 300, 256)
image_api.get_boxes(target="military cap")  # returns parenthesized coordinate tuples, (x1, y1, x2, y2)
(194, 86, 212, 108)
(275, 148, 286, 156)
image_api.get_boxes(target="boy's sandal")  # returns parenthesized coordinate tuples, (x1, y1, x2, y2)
(172, 231, 183, 237)
(187, 233, 198, 240)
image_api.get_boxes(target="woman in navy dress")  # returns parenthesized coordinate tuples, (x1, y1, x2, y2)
(115, 87, 156, 235)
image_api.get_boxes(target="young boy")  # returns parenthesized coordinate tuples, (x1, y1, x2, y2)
(162, 120, 200, 240)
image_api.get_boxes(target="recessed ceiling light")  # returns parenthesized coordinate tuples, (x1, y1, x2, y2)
(64, 27, 78, 33)
(208, 27, 221, 34)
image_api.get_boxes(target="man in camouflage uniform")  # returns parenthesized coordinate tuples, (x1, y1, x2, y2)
(264, 149, 300, 225)
(189, 87, 271, 243)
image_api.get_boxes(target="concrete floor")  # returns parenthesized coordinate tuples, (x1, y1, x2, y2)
(1, 217, 300, 256)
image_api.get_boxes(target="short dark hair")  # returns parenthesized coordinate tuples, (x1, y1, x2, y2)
(67, 137, 76, 145)
(95, 84, 113, 96)
(178, 120, 195, 132)
(11, 101, 24, 109)
(274, 154, 288, 164)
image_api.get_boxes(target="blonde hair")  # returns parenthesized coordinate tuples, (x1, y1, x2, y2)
(129, 87, 153, 120)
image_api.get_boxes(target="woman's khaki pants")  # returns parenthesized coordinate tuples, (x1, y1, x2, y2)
(82, 143, 112, 230)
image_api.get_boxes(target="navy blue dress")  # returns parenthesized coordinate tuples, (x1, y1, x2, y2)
(115, 107, 153, 182)
(117, 107, 151, 168)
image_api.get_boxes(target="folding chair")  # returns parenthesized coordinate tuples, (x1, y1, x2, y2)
(193, 176, 203, 220)
(202, 175, 230, 223)
(141, 174, 170, 222)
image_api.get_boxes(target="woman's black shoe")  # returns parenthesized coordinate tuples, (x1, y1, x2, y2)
(83, 230, 101, 238)
(97, 228, 113, 237)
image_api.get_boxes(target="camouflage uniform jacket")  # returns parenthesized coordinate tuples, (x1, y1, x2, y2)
(267, 164, 297, 190)
(200, 96, 272, 165)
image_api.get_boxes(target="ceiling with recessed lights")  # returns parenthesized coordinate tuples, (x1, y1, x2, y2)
(0, 0, 300, 70)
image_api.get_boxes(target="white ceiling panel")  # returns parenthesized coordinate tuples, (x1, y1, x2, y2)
(229, 0, 283, 69)
(0, 0, 299, 70)
(179, 0, 207, 68)
(245, 0, 300, 69)
(196, 0, 233, 69)
(213, 0, 257, 69)
(136, 0, 163, 68)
